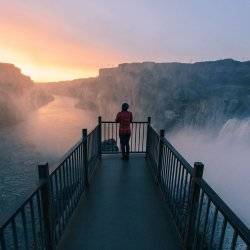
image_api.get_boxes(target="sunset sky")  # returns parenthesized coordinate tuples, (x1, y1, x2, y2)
(1, 0, 250, 82)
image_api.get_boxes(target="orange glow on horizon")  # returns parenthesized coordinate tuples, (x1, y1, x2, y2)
(0, 9, 121, 82)
(0, 48, 99, 82)
(22, 65, 99, 82)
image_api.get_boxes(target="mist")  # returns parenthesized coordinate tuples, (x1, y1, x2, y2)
(17, 96, 97, 161)
(1, 60, 250, 231)
(0, 63, 53, 128)
(168, 118, 250, 227)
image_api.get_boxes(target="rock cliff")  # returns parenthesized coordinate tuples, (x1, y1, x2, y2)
(0, 63, 53, 127)
(41, 59, 250, 132)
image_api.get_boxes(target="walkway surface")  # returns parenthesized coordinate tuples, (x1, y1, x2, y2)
(58, 154, 181, 250)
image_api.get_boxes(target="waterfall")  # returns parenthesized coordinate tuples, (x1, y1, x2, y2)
(218, 118, 250, 144)
(168, 119, 250, 227)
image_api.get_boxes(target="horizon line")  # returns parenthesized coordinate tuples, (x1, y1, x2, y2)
(1, 57, 249, 83)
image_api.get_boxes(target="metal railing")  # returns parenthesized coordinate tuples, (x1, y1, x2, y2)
(146, 125, 250, 250)
(100, 117, 150, 154)
(1, 117, 249, 250)
(0, 125, 101, 250)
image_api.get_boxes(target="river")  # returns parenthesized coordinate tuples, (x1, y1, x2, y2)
(0, 95, 96, 217)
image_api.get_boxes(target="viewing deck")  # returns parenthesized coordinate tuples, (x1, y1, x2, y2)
(0, 118, 249, 250)
(58, 154, 181, 250)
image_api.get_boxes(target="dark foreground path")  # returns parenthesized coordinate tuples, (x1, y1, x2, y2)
(58, 154, 181, 250)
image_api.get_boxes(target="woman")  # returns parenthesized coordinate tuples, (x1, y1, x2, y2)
(115, 103, 133, 160)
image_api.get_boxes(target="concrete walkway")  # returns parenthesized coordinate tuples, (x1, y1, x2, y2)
(58, 154, 181, 250)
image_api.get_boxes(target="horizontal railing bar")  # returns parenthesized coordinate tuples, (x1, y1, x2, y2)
(197, 178, 250, 244)
(50, 140, 83, 175)
(101, 121, 148, 124)
(0, 181, 45, 229)
(148, 127, 189, 177)
(87, 125, 99, 137)
(51, 126, 98, 175)
(161, 137, 193, 174)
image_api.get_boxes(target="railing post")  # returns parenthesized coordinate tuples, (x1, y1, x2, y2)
(145, 116, 151, 158)
(157, 129, 165, 184)
(82, 129, 89, 188)
(98, 116, 102, 159)
(0, 226, 6, 250)
(184, 162, 204, 250)
(38, 162, 54, 250)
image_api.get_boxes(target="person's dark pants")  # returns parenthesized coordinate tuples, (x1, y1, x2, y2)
(120, 134, 130, 158)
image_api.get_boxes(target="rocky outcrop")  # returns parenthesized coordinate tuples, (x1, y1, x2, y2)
(101, 139, 119, 153)
(0, 63, 53, 127)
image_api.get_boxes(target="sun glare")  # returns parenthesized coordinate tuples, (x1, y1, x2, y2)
(20, 65, 99, 82)
(0, 48, 99, 82)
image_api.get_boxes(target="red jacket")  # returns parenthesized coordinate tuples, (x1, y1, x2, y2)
(115, 111, 133, 135)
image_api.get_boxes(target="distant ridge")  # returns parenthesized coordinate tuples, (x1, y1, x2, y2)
(40, 58, 250, 133)
(33, 59, 250, 84)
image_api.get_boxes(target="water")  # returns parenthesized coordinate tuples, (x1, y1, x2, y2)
(169, 122, 250, 228)
(0, 95, 96, 217)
